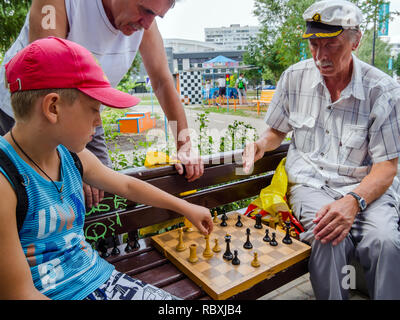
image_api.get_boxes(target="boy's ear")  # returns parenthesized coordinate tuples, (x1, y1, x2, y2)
(41, 93, 62, 124)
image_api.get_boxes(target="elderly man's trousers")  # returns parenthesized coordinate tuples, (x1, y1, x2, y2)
(288, 184, 400, 300)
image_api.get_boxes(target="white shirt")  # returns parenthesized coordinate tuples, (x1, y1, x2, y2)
(0, 0, 144, 117)
(265, 55, 400, 204)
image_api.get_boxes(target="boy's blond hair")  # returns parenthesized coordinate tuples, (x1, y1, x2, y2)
(10, 88, 79, 121)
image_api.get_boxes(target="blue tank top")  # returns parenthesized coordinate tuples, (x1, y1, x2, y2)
(0, 137, 114, 299)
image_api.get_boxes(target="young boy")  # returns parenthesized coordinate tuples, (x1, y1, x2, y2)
(0, 37, 213, 300)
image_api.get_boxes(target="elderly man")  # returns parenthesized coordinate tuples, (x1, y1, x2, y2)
(0, 0, 203, 208)
(243, 0, 400, 299)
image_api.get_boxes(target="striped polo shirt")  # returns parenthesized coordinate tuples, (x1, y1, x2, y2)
(265, 55, 400, 204)
(0, 137, 114, 299)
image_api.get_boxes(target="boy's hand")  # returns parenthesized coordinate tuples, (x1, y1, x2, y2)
(185, 204, 214, 236)
(83, 182, 104, 208)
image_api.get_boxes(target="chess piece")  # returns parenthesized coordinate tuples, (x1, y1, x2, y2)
(220, 214, 228, 227)
(232, 250, 240, 265)
(97, 238, 109, 258)
(254, 213, 263, 229)
(188, 244, 198, 263)
(243, 228, 253, 249)
(184, 217, 193, 232)
(124, 235, 133, 253)
(203, 235, 213, 258)
(263, 229, 271, 242)
(251, 252, 260, 268)
(270, 232, 278, 246)
(212, 238, 221, 253)
(213, 211, 218, 223)
(111, 235, 120, 256)
(176, 227, 186, 252)
(132, 230, 140, 249)
(282, 220, 293, 245)
(223, 234, 233, 260)
(223, 212, 228, 220)
(235, 215, 243, 227)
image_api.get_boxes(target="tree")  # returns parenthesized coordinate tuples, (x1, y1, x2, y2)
(356, 28, 391, 74)
(0, 0, 31, 54)
(247, 0, 399, 83)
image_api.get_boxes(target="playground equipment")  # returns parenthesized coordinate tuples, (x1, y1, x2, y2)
(117, 112, 156, 134)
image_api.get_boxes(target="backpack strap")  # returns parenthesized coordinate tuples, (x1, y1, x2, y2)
(69, 151, 83, 178)
(0, 148, 28, 232)
(0, 149, 83, 233)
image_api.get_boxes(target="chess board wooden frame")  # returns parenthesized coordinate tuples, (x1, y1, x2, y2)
(152, 211, 311, 300)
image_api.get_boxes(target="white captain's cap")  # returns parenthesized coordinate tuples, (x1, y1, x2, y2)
(302, 0, 363, 39)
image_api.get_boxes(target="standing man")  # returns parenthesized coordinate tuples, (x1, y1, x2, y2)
(243, 0, 400, 299)
(235, 73, 247, 105)
(0, 0, 204, 208)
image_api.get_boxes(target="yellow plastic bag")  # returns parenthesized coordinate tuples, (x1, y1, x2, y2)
(245, 158, 304, 237)
(144, 151, 180, 168)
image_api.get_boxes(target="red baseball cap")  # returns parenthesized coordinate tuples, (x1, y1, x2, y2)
(5, 37, 140, 109)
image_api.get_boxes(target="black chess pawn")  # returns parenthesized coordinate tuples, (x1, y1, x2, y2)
(235, 215, 243, 227)
(97, 238, 110, 258)
(254, 213, 263, 229)
(232, 250, 240, 265)
(282, 220, 293, 245)
(243, 228, 253, 249)
(263, 229, 271, 242)
(220, 214, 228, 227)
(269, 232, 278, 246)
(132, 230, 140, 249)
(124, 235, 134, 253)
(223, 234, 233, 260)
(111, 235, 120, 256)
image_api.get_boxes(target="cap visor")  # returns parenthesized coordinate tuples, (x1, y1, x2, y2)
(78, 87, 141, 109)
(302, 21, 343, 39)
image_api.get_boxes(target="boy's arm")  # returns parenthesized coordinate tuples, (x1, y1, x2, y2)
(77, 149, 213, 235)
(0, 174, 49, 300)
(242, 126, 287, 174)
(29, 0, 69, 42)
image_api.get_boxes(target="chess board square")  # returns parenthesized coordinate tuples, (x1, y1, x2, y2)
(258, 245, 274, 254)
(225, 268, 244, 282)
(239, 252, 252, 263)
(258, 254, 275, 265)
(212, 274, 230, 288)
(165, 239, 178, 248)
(202, 267, 222, 279)
(159, 233, 174, 242)
(267, 250, 285, 260)
(196, 261, 212, 273)
(278, 246, 295, 255)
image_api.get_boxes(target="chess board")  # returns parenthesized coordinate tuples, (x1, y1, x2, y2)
(151, 211, 311, 300)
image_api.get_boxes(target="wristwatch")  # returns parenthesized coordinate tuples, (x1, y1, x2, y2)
(347, 192, 367, 211)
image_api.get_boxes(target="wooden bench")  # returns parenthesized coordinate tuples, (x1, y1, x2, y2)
(252, 90, 275, 115)
(83, 143, 310, 300)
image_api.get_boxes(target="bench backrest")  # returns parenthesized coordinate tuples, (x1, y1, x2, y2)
(83, 143, 289, 242)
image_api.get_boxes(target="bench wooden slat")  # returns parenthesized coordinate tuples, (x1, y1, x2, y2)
(133, 263, 186, 288)
(161, 278, 206, 300)
(113, 249, 167, 276)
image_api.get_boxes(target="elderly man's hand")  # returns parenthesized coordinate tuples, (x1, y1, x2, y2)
(83, 182, 105, 208)
(242, 141, 265, 174)
(175, 148, 204, 182)
(312, 195, 359, 246)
